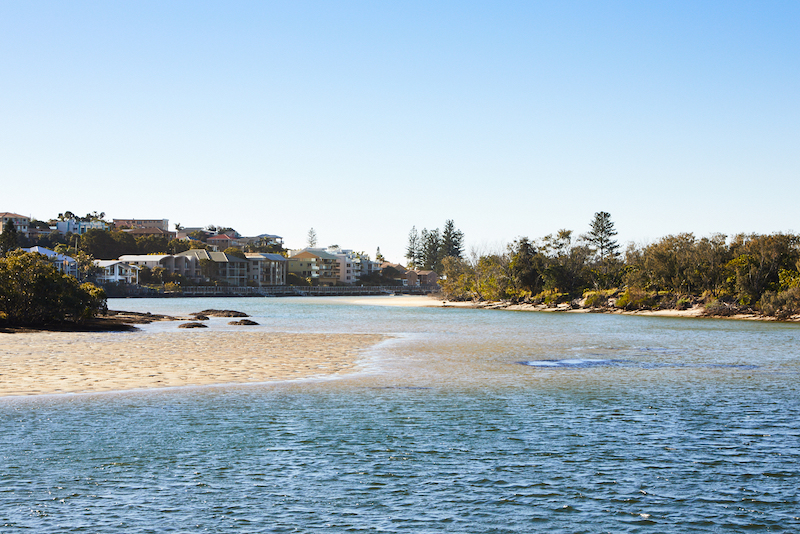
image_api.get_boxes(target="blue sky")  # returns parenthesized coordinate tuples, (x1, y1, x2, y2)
(2, 1, 798, 262)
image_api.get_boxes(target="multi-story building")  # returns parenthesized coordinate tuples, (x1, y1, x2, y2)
(245, 253, 287, 286)
(93, 260, 138, 285)
(177, 249, 248, 286)
(54, 219, 108, 235)
(288, 249, 341, 285)
(0, 213, 30, 237)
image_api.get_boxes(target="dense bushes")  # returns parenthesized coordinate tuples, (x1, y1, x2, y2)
(0, 251, 106, 326)
(439, 231, 800, 318)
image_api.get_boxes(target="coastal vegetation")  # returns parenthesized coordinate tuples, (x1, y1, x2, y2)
(406, 220, 464, 271)
(439, 212, 800, 320)
(0, 250, 107, 327)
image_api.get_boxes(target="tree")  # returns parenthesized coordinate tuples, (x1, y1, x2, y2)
(441, 220, 464, 259)
(223, 247, 246, 259)
(307, 228, 317, 248)
(585, 211, 619, 262)
(167, 239, 191, 254)
(0, 223, 20, 256)
(420, 228, 441, 271)
(406, 226, 421, 268)
(0, 251, 106, 325)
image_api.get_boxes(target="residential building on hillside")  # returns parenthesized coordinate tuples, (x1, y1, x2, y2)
(22, 246, 78, 277)
(121, 227, 177, 239)
(176, 227, 206, 239)
(119, 254, 195, 278)
(206, 234, 238, 251)
(113, 219, 170, 231)
(288, 247, 381, 284)
(54, 218, 109, 235)
(0, 213, 30, 237)
(177, 249, 248, 286)
(288, 249, 341, 285)
(94, 260, 138, 285)
(245, 253, 287, 286)
(414, 270, 440, 286)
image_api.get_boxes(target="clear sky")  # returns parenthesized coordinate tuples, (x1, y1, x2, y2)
(2, 1, 798, 262)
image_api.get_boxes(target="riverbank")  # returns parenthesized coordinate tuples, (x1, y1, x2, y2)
(444, 299, 800, 322)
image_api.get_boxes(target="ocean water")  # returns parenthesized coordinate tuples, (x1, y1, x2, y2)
(2, 296, 799, 533)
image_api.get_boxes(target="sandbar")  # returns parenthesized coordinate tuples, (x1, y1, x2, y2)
(0, 330, 386, 397)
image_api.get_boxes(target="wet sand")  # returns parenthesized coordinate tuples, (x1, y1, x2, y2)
(0, 330, 387, 397)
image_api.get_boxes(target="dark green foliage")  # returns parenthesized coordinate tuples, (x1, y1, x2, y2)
(223, 247, 246, 259)
(405, 226, 421, 268)
(441, 220, 464, 259)
(0, 223, 20, 255)
(585, 211, 619, 262)
(406, 220, 465, 272)
(135, 235, 170, 255)
(0, 251, 106, 325)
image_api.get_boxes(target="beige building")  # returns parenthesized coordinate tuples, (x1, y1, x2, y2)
(0, 212, 30, 237)
(288, 250, 341, 285)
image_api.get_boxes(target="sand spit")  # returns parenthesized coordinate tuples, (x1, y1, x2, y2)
(0, 330, 387, 397)
(344, 294, 800, 322)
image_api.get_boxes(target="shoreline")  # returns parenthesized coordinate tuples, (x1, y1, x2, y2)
(447, 300, 800, 322)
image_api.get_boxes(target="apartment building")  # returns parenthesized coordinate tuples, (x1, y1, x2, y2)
(0, 213, 30, 237)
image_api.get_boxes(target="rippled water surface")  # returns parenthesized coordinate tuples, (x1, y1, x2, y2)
(2, 297, 799, 532)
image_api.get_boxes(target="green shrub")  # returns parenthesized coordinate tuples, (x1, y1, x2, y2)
(615, 287, 655, 310)
(757, 287, 800, 319)
(0, 251, 106, 325)
(584, 292, 607, 308)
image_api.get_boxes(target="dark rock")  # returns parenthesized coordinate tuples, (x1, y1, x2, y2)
(178, 322, 208, 329)
(228, 319, 259, 326)
(194, 309, 249, 318)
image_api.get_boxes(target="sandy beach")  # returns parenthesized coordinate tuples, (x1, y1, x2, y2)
(0, 330, 386, 397)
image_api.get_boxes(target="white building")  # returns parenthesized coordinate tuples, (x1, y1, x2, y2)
(55, 219, 109, 235)
(94, 260, 138, 285)
(23, 246, 78, 277)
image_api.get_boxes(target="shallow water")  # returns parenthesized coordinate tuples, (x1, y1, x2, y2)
(2, 297, 799, 532)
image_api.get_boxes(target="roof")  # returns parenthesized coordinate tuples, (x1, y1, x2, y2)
(94, 260, 136, 268)
(0, 212, 29, 219)
(245, 253, 287, 262)
(293, 249, 340, 261)
(207, 234, 236, 240)
(209, 252, 247, 263)
(22, 246, 76, 262)
(119, 254, 173, 262)
(177, 249, 212, 260)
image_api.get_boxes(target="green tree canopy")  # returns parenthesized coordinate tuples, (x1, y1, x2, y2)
(585, 211, 619, 262)
(0, 223, 20, 256)
(0, 251, 106, 325)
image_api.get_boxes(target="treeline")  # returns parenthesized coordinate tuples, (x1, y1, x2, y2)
(439, 212, 800, 319)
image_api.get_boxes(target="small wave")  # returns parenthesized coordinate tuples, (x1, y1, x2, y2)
(519, 359, 628, 369)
